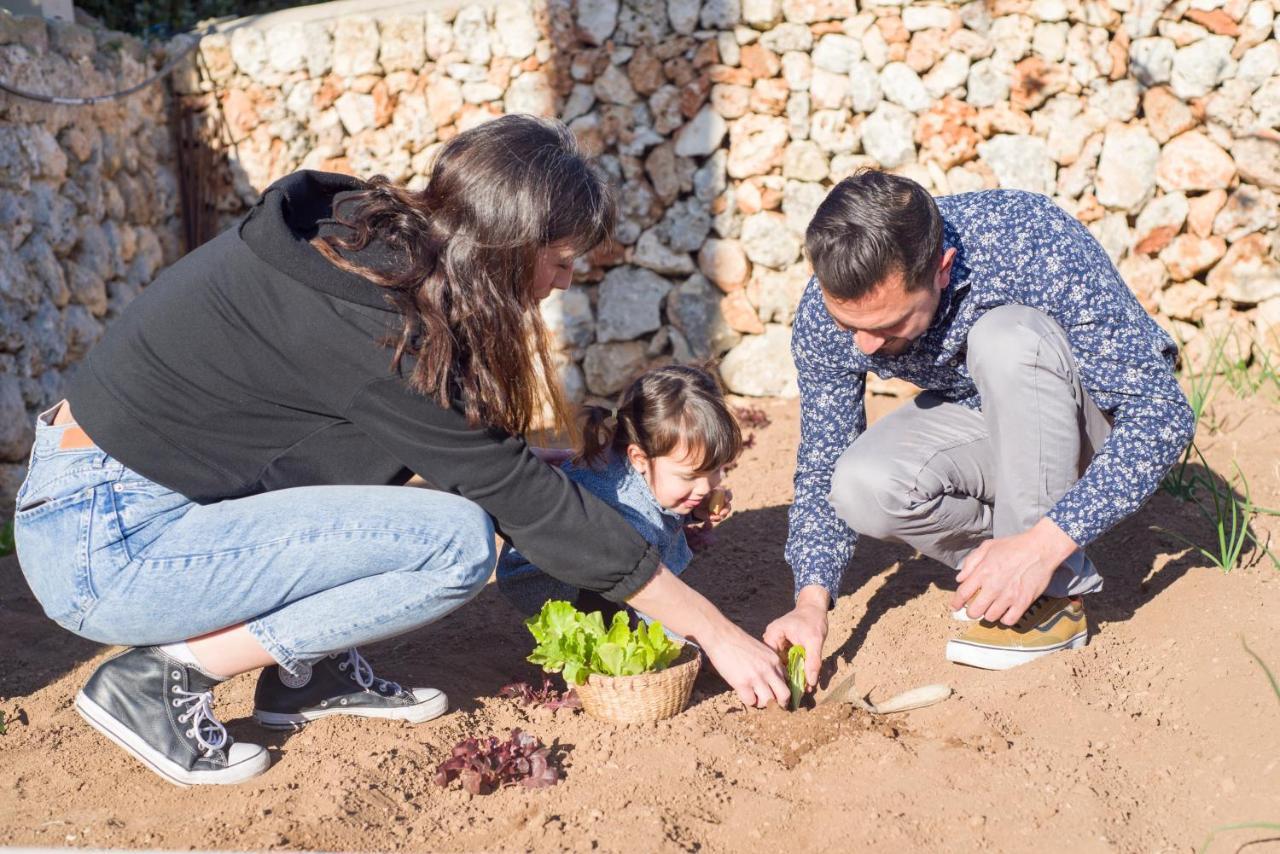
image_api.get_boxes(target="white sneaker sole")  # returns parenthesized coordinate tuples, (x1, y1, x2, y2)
(945, 630, 1088, 670)
(252, 689, 448, 730)
(75, 691, 270, 787)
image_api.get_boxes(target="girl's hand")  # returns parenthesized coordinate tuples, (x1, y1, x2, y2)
(684, 520, 717, 552)
(693, 487, 733, 524)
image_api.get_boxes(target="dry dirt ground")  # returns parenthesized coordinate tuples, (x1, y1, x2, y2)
(2, 391, 1279, 853)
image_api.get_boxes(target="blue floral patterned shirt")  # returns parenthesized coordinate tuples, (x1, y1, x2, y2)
(788, 190, 1196, 602)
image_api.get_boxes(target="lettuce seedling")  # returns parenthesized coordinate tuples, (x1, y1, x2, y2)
(525, 600, 682, 685)
(432, 729, 559, 795)
(499, 677, 582, 711)
(787, 645, 807, 711)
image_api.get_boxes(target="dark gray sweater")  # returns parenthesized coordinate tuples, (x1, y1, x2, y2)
(68, 170, 660, 601)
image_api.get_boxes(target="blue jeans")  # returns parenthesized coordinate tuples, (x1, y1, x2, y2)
(14, 405, 497, 677)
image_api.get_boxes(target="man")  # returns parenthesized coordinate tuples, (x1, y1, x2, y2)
(764, 170, 1194, 680)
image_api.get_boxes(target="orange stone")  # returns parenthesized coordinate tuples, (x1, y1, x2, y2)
(1184, 8, 1241, 36)
(720, 290, 765, 334)
(740, 43, 782, 80)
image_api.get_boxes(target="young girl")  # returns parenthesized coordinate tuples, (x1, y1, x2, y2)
(498, 365, 741, 617)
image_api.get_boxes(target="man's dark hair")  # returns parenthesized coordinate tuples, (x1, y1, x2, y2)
(804, 169, 944, 302)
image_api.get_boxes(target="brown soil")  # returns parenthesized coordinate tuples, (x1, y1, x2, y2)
(3, 392, 1280, 853)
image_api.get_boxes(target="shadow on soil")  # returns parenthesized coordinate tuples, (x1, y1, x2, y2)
(1, 468, 1259, 706)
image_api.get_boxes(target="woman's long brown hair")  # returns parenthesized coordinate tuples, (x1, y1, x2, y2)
(311, 115, 615, 437)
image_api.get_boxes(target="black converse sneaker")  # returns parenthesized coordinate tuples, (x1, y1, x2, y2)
(74, 647, 270, 787)
(252, 648, 447, 730)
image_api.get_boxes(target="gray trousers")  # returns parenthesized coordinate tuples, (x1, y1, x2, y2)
(828, 305, 1111, 598)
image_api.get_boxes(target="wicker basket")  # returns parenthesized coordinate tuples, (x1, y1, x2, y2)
(573, 645, 701, 724)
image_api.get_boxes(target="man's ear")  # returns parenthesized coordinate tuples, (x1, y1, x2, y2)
(936, 247, 957, 290)
(626, 443, 649, 474)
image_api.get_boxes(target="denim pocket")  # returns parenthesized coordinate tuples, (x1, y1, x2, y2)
(108, 477, 191, 556)
(14, 487, 95, 627)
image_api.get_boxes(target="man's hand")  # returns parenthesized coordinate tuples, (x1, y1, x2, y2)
(951, 518, 1079, 625)
(763, 585, 830, 689)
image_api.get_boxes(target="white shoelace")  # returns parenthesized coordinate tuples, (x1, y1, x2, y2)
(172, 688, 227, 753)
(337, 648, 402, 695)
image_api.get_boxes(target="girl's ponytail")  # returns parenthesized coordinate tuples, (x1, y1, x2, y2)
(577, 405, 621, 467)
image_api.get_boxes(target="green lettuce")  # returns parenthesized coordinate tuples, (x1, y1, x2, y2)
(787, 645, 807, 710)
(525, 600, 682, 685)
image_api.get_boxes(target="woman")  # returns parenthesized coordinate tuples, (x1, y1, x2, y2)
(14, 115, 789, 787)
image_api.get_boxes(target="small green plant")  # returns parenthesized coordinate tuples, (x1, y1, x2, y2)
(0, 519, 13, 557)
(1198, 639, 1280, 853)
(1155, 449, 1280, 572)
(525, 601, 682, 686)
(786, 646, 807, 711)
(0, 711, 6, 736)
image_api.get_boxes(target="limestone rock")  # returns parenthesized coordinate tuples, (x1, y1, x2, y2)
(1209, 234, 1280, 305)
(675, 106, 729, 156)
(1133, 191, 1188, 254)
(698, 238, 751, 291)
(632, 229, 697, 276)
(333, 15, 381, 76)
(1158, 233, 1227, 281)
(1142, 86, 1196, 143)
(977, 134, 1055, 194)
(924, 51, 971, 99)
(863, 102, 917, 169)
(596, 265, 674, 342)
(809, 109, 859, 154)
(746, 266, 809, 324)
(1158, 280, 1216, 321)
(701, 0, 742, 29)
(1212, 187, 1279, 243)
(1118, 253, 1168, 312)
(506, 71, 557, 116)
(594, 63, 638, 105)
(1156, 131, 1236, 192)
(850, 60, 883, 113)
(1231, 137, 1280, 191)
(1129, 36, 1174, 86)
(578, 0, 620, 45)
(782, 179, 826, 236)
(743, 0, 783, 27)
(1170, 35, 1236, 99)
(720, 324, 799, 396)
(494, 2, 539, 60)
(379, 15, 426, 72)
(966, 58, 1012, 108)
(740, 211, 800, 269)
(584, 341, 649, 395)
(879, 61, 931, 112)
(727, 114, 789, 178)
(721, 289, 765, 334)
(783, 140, 830, 181)
(668, 273, 742, 358)
(1095, 124, 1159, 213)
(812, 34, 860, 73)
(1187, 189, 1228, 239)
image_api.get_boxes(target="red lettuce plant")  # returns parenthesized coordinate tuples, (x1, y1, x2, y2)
(499, 677, 582, 711)
(432, 729, 560, 795)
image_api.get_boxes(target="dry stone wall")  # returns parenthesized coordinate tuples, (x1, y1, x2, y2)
(0, 12, 183, 509)
(178, 0, 1280, 407)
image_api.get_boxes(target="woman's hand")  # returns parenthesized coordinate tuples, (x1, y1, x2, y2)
(698, 621, 792, 708)
(627, 565, 789, 708)
(762, 585, 829, 689)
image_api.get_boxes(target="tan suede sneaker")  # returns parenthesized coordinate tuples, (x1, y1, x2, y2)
(945, 596, 1088, 670)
